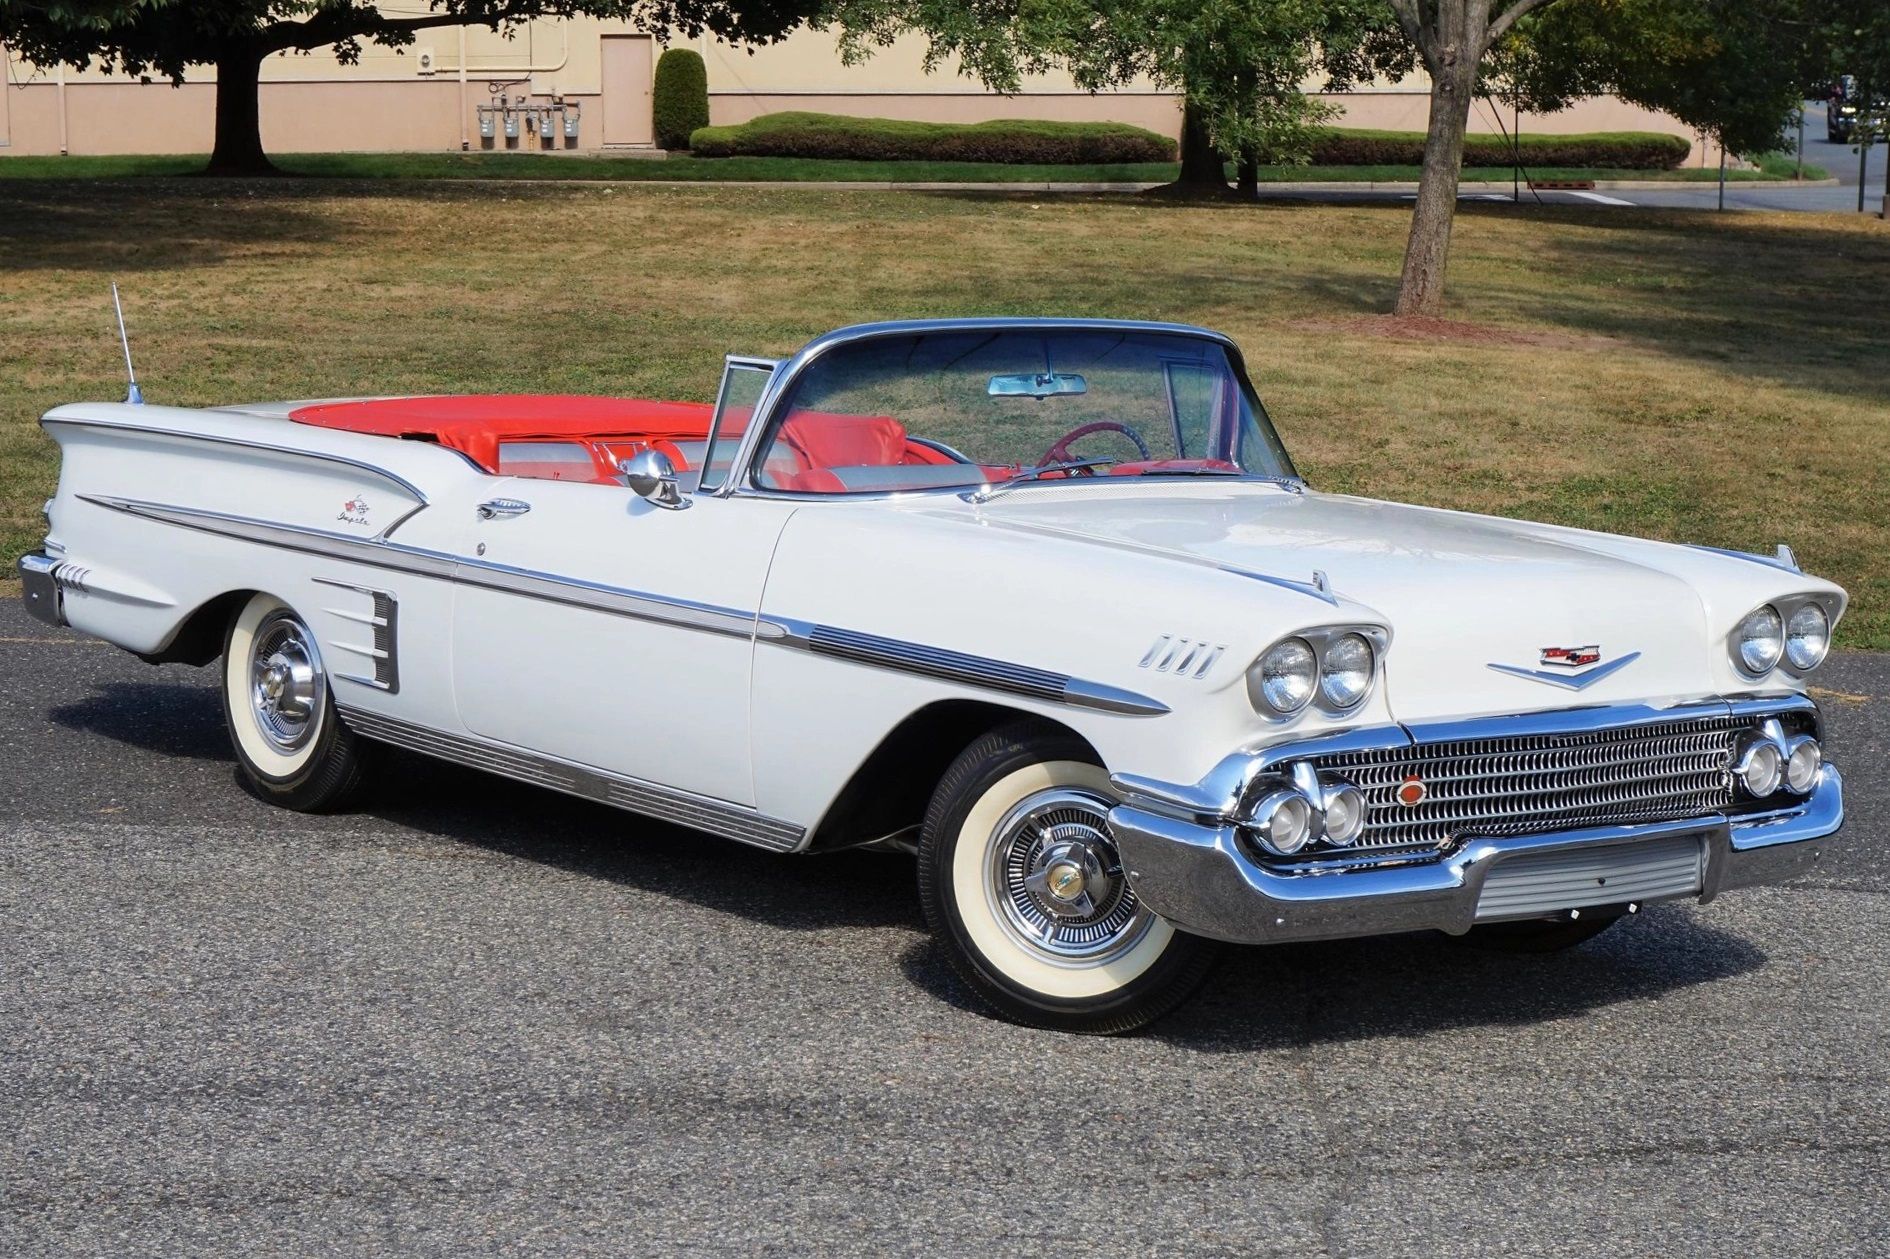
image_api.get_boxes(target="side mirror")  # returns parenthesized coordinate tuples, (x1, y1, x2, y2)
(622, 449, 690, 511)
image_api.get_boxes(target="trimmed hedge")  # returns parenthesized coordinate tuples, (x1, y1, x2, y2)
(1311, 127, 1690, 170)
(653, 48, 709, 151)
(688, 112, 1178, 165)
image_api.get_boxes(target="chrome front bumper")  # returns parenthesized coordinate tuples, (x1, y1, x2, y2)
(1109, 764, 1843, 946)
(17, 552, 65, 628)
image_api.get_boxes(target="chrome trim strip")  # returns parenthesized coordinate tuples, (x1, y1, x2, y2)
(768, 619, 1169, 717)
(44, 416, 432, 524)
(81, 496, 763, 641)
(338, 706, 807, 853)
(1486, 651, 1641, 691)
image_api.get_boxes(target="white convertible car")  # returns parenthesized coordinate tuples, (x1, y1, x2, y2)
(20, 318, 1846, 1033)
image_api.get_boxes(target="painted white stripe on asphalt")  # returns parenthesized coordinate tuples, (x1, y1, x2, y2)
(1568, 190, 1635, 206)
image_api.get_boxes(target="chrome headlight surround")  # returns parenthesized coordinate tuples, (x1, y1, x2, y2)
(1247, 625, 1388, 720)
(1730, 593, 1840, 680)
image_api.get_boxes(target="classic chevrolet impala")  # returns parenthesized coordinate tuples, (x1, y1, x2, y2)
(19, 318, 1846, 1033)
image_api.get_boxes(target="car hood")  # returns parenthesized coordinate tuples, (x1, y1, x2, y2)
(964, 483, 1723, 720)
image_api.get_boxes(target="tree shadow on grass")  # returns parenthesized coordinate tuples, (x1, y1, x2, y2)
(0, 181, 352, 274)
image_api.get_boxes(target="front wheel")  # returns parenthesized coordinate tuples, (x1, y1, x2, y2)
(918, 722, 1219, 1034)
(220, 592, 369, 812)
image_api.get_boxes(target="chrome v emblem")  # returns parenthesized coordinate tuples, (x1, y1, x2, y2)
(1487, 652, 1641, 691)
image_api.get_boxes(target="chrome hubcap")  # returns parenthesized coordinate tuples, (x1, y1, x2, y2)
(248, 611, 325, 752)
(990, 787, 1152, 961)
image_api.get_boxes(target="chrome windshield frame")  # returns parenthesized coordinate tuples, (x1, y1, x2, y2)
(695, 354, 779, 496)
(705, 318, 1295, 500)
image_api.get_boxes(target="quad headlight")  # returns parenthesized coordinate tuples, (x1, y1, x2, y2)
(1319, 633, 1376, 710)
(1251, 637, 1317, 715)
(1785, 602, 1830, 671)
(1732, 604, 1784, 676)
(1248, 627, 1383, 718)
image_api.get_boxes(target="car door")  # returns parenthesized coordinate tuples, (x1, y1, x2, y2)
(447, 477, 797, 805)
(446, 359, 786, 806)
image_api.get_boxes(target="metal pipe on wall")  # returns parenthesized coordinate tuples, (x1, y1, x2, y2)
(434, 20, 570, 78)
(56, 61, 68, 156)
(457, 26, 468, 150)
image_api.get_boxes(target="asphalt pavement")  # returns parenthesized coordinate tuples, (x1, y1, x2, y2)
(2, 596, 1887, 1256)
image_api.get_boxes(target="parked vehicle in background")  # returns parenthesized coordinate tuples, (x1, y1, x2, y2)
(18, 318, 1848, 1033)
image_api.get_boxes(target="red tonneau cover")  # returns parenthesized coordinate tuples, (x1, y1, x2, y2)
(289, 395, 715, 474)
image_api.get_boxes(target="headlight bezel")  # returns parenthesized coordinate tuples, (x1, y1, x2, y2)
(1784, 601, 1831, 673)
(1247, 624, 1387, 720)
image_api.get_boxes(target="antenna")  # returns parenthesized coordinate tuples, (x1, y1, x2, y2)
(111, 282, 143, 405)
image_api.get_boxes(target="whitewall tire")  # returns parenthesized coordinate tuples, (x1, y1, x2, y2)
(220, 592, 368, 811)
(919, 721, 1218, 1033)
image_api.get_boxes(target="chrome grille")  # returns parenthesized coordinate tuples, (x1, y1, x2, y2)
(1310, 715, 1747, 853)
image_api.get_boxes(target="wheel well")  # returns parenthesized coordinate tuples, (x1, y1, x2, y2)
(804, 701, 1100, 853)
(136, 590, 253, 667)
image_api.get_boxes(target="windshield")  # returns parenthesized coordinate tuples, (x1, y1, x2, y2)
(747, 328, 1295, 495)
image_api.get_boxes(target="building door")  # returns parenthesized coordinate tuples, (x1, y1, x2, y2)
(600, 35, 654, 146)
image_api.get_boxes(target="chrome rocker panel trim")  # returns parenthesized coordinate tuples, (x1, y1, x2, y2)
(1109, 764, 1841, 947)
(338, 706, 808, 853)
(18, 551, 66, 627)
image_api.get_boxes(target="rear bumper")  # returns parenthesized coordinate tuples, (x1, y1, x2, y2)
(18, 552, 65, 628)
(1109, 764, 1842, 946)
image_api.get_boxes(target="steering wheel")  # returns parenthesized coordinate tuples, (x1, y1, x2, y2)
(1038, 421, 1152, 469)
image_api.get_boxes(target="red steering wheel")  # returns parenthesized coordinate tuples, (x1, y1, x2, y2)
(1038, 421, 1152, 469)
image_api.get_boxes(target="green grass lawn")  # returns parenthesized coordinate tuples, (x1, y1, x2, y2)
(0, 150, 1828, 183)
(0, 181, 1884, 647)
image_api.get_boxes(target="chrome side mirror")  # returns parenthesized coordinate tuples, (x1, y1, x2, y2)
(622, 449, 690, 510)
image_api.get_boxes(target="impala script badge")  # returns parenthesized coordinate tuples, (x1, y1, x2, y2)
(337, 494, 371, 526)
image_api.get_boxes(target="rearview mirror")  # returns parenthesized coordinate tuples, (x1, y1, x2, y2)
(988, 372, 1087, 399)
(622, 449, 690, 511)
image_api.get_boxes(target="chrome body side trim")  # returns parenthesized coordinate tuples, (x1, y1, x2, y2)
(80, 496, 762, 641)
(1108, 764, 1841, 946)
(338, 706, 807, 852)
(18, 552, 66, 627)
(767, 619, 1169, 717)
(81, 494, 1167, 717)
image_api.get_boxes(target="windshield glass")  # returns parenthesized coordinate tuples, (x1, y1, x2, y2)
(747, 328, 1295, 495)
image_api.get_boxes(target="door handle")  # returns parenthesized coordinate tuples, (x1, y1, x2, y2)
(477, 498, 531, 520)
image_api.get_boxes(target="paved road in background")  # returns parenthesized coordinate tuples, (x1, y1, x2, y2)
(3, 596, 1887, 1256)
(1255, 101, 1884, 215)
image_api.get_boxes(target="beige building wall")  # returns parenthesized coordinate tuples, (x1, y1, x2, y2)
(2, 16, 1718, 164)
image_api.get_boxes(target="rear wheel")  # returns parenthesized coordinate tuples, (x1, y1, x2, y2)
(220, 592, 368, 812)
(1453, 913, 1624, 953)
(918, 722, 1218, 1034)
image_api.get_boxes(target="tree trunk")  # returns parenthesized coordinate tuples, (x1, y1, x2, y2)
(1393, 46, 1479, 316)
(204, 43, 279, 176)
(1237, 148, 1259, 198)
(1172, 96, 1228, 193)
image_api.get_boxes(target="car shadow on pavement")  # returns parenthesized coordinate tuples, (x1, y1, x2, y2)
(902, 905, 1767, 1049)
(49, 681, 232, 761)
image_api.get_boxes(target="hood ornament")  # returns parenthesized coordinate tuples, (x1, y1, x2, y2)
(1488, 647, 1640, 691)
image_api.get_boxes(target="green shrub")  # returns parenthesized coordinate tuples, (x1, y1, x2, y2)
(688, 112, 1178, 165)
(1308, 127, 1690, 170)
(652, 48, 709, 151)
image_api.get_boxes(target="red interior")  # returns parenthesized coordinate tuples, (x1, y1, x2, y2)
(289, 394, 979, 488)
